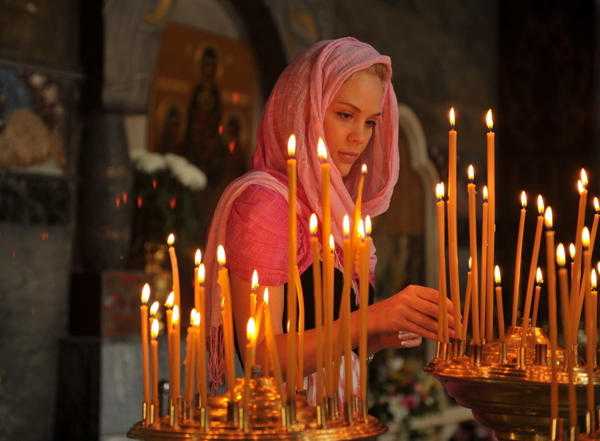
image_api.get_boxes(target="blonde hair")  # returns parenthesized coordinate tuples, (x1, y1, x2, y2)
(348, 63, 388, 85)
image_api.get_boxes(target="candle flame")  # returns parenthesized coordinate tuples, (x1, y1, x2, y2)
(597, 261, 600, 276)
(151, 319, 160, 339)
(343, 214, 350, 237)
(592, 269, 598, 290)
(191, 308, 200, 327)
(435, 182, 445, 200)
(544, 206, 553, 229)
(141, 283, 151, 304)
(577, 179, 585, 195)
(167, 233, 175, 246)
(468, 256, 472, 271)
(520, 191, 527, 208)
(569, 243, 576, 260)
(263, 287, 269, 304)
(482, 185, 489, 201)
(582, 226, 590, 248)
(449, 107, 456, 127)
(365, 215, 372, 235)
(581, 168, 589, 187)
(361, 163, 368, 174)
(217, 245, 226, 265)
(251, 269, 259, 290)
(172, 305, 180, 324)
(467, 164, 475, 181)
(329, 234, 335, 251)
(494, 265, 501, 285)
(594, 197, 600, 213)
(246, 317, 257, 342)
(536, 267, 544, 285)
(309, 213, 318, 235)
(150, 300, 160, 316)
(317, 137, 328, 160)
(220, 296, 225, 309)
(195, 249, 202, 266)
(165, 291, 175, 308)
(357, 219, 365, 239)
(537, 195, 544, 215)
(485, 109, 494, 130)
(197, 263, 206, 283)
(556, 243, 566, 267)
(287, 134, 296, 157)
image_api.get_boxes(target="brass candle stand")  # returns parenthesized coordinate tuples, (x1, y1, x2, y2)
(428, 327, 600, 441)
(128, 373, 387, 441)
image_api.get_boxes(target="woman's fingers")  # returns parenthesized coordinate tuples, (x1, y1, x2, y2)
(400, 336, 422, 348)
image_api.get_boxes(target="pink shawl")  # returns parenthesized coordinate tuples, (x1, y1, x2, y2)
(204, 37, 399, 390)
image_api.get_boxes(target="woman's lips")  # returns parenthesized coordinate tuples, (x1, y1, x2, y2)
(337, 151, 359, 163)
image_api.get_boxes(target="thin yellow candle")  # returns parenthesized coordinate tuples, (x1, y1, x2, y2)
(462, 258, 472, 341)
(167, 233, 181, 306)
(150, 318, 160, 418)
(326, 234, 335, 396)
(164, 292, 174, 389)
(185, 309, 198, 406)
(467, 166, 481, 344)
(357, 219, 369, 413)
(293, 265, 305, 391)
(341, 214, 353, 407)
(447, 108, 462, 340)
(522, 195, 545, 329)
(494, 266, 505, 341)
(196, 263, 207, 406)
(512, 191, 528, 328)
(480, 186, 489, 340)
(263, 289, 285, 400)
(140, 283, 151, 409)
(243, 317, 258, 427)
(217, 245, 235, 400)
(572, 177, 588, 296)
(544, 207, 559, 427)
(287, 134, 298, 397)
(194, 249, 202, 311)
(594, 268, 599, 369)
(250, 269, 259, 316)
(590, 197, 600, 252)
(485, 109, 496, 344)
(575, 227, 592, 335)
(435, 183, 449, 344)
(351, 164, 367, 253)
(309, 213, 324, 404)
(585, 268, 596, 433)
(171, 305, 181, 401)
(531, 268, 543, 328)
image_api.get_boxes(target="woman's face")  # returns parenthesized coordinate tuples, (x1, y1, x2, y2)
(323, 71, 384, 177)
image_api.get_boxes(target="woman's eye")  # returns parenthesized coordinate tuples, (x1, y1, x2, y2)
(366, 120, 377, 128)
(337, 112, 352, 120)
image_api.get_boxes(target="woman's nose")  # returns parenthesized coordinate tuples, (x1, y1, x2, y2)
(348, 124, 368, 145)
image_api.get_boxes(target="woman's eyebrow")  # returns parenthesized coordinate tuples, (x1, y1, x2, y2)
(337, 101, 382, 118)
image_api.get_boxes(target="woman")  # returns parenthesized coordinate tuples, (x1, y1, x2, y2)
(204, 37, 455, 394)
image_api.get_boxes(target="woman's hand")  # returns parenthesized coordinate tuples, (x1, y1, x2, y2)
(370, 285, 456, 342)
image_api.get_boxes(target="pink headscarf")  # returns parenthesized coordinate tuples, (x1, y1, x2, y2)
(204, 37, 399, 390)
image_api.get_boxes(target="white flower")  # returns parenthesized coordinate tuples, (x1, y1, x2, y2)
(164, 153, 207, 191)
(132, 151, 167, 174)
(29, 73, 46, 88)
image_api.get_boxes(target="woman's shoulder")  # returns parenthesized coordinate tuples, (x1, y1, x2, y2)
(230, 184, 288, 220)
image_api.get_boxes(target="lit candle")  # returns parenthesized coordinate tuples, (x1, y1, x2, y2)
(243, 317, 258, 425)
(531, 268, 543, 328)
(467, 166, 481, 344)
(575, 227, 592, 335)
(164, 291, 174, 388)
(494, 266, 505, 341)
(357, 219, 369, 413)
(522, 195, 545, 329)
(194, 249, 202, 312)
(294, 265, 305, 391)
(544, 207, 559, 427)
(325, 234, 335, 397)
(167, 233, 181, 306)
(140, 283, 151, 409)
(574, 172, 589, 288)
(352, 164, 368, 253)
(462, 257, 473, 341)
(287, 135, 298, 397)
(585, 268, 596, 433)
(590, 197, 600, 252)
(196, 263, 207, 406)
(341, 214, 353, 406)
(185, 309, 198, 407)
(217, 245, 235, 400)
(435, 183, 449, 344)
(250, 269, 259, 316)
(262, 289, 285, 400)
(512, 191, 528, 328)
(485, 109, 496, 344)
(150, 318, 160, 419)
(481, 185, 489, 340)
(592, 269, 598, 369)
(309, 213, 324, 403)
(447, 108, 462, 340)
(149, 301, 159, 319)
(171, 305, 181, 402)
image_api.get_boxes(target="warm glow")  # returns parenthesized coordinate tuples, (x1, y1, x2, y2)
(263, 287, 269, 304)
(167, 233, 175, 246)
(195, 249, 202, 266)
(328, 234, 335, 251)
(597, 261, 600, 277)
(435, 182, 445, 200)
(343, 214, 350, 237)
(582, 227, 590, 249)
(537, 195, 544, 215)
(309, 213, 318, 235)
(151, 319, 159, 339)
(197, 263, 206, 284)
(581, 168, 589, 187)
(165, 291, 175, 308)
(467, 164, 475, 181)
(361, 163, 368, 174)
(569, 243, 576, 260)
(191, 308, 200, 327)
(577, 179, 585, 195)
(520, 191, 527, 208)
(251, 269, 259, 290)
(594, 197, 600, 213)
(287, 134, 296, 157)
(449, 107, 456, 127)
(494, 265, 501, 285)
(556, 244, 566, 267)
(317, 137, 328, 160)
(485, 109, 494, 130)
(217, 245, 226, 265)
(365, 215, 372, 235)
(141, 283, 151, 304)
(592, 269, 598, 290)
(536, 267, 543, 285)
(544, 206, 553, 229)
(150, 301, 160, 317)
(357, 219, 365, 240)
(468, 256, 472, 271)
(246, 317, 257, 342)
(172, 305, 180, 324)
(482, 185, 489, 201)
